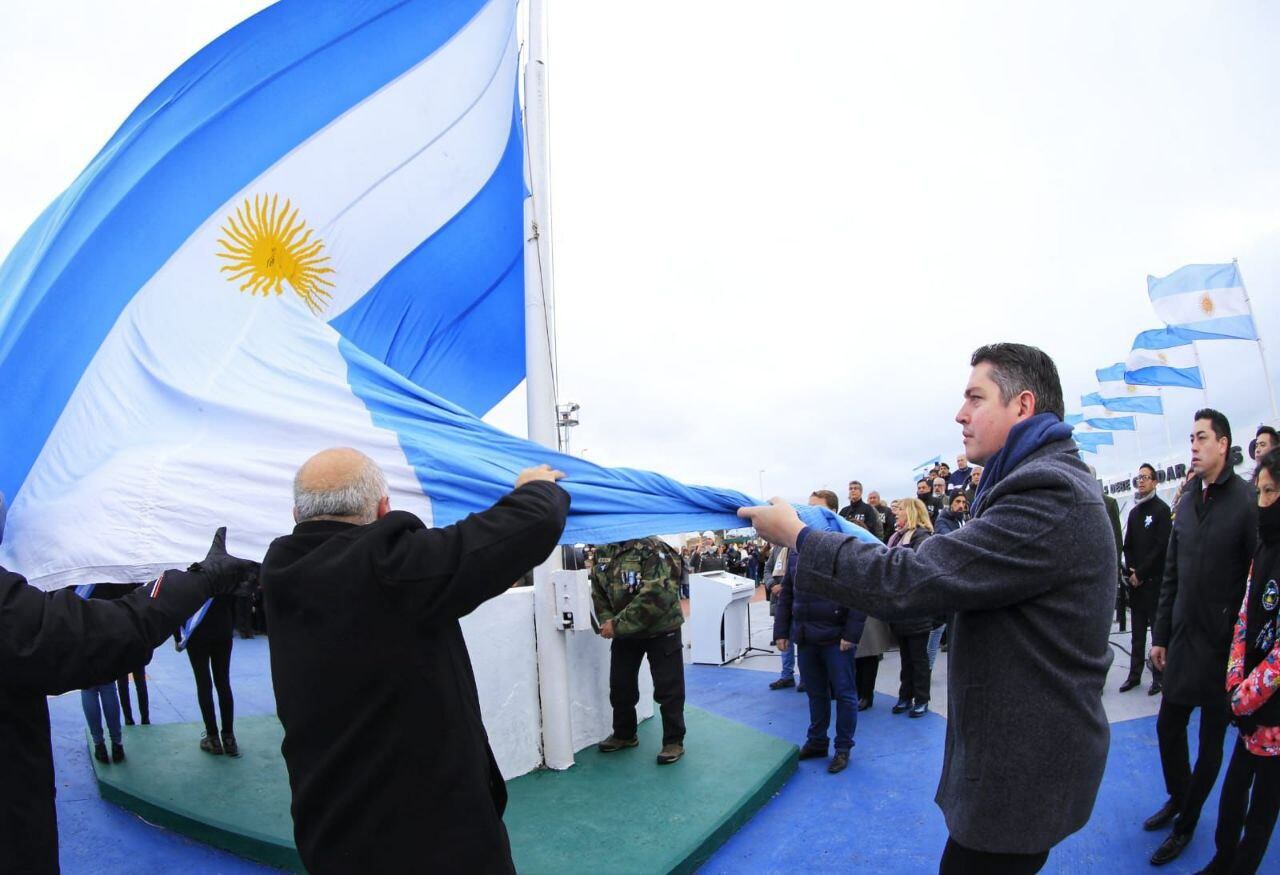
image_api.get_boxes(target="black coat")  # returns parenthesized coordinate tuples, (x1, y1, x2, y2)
(887, 528, 935, 636)
(0, 569, 211, 873)
(839, 499, 883, 540)
(261, 482, 569, 875)
(773, 550, 864, 646)
(1155, 468, 1257, 706)
(1122, 495, 1171, 614)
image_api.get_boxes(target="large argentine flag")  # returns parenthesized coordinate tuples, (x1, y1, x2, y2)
(0, 0, 748, 589)
(1147, 263, 1258, 340)
(1095, 363, 1163, 415)
(1125, 328, 1205, 390)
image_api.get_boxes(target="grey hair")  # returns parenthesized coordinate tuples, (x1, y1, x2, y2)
(293, 456, 388, 524)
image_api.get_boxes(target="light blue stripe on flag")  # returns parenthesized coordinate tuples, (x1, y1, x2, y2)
(1081, 393, 1104, 407)
(1096, 363, 1126, 383)
(1085, 416, 1136, 431)
(1101, 395, 1163, 415)
(1132, 327, 1198, 350)
(1065, 413, 1084, 425)
(1147, 263, 1240, 299)
(1075, 433, 1114, 450)
(1124, 365, 1204, 389)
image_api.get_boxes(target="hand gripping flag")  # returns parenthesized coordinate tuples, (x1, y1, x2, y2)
(0, 0, 753, 589)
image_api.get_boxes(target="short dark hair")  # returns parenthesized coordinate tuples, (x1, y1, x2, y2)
(917, 478, 930, 487)
(970, 343, 1065, 420)
(1258, 447, 1280, 485)
(950, 493, 967, 508)
(848, 480, 862, 488)
(1194, 408, 1232, 447)
(1138, 462, 1157, 479)
(1257, 425, 1279, 444)
(939, 463, 951, 471)
(811, 489, 839, 511)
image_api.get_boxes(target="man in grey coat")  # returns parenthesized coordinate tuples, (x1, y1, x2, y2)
(741, 343, 1114, 875)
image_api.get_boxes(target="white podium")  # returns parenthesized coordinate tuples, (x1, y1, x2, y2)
(689, 570, 755, 665)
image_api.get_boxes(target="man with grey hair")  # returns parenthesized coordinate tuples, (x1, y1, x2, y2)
(262, 448, 569, 874)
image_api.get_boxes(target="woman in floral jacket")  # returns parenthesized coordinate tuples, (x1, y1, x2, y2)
(1201, 449, 1280, 874)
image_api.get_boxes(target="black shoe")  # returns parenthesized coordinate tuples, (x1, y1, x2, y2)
(200, 733, 224, 755)
(111, 743, 125, 764)
(598, 734, 639, 753)
(797, 743, 828, 760)
(221, 732, 240, 758)
(857, 697, 873, 711)
(827, 752, 850, 774)
(796, 683, 807, 693)
(909, 701, 929, 718)
(1148, 681, 1163, 696)
(123, 715, 136, 726)
(1143, 798, 1180, 831)
(1119, 676, 1142, 693)
(769, 677, 795, 690)
(892, 697, 912, 714)
(1150, 830, 1192, 865)
(1192, 856, 1228, 875)
(94, 742, 109, 764)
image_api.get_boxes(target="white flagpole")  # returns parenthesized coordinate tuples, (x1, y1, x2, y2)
(1158, 388, 1174, 458)
(523, 0, 574, 772)
(1190, 340, 1211, 407)
(1234, 257, 1279, 419)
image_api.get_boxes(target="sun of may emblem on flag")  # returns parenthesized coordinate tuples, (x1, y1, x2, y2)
(1199, 292, 1215, 315)
(216, 194, 335, 313)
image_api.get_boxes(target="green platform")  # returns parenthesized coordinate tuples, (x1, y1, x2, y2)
(92, 708, 796, 873)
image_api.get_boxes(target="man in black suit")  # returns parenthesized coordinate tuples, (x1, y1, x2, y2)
(1120, 462, 1171, 694)
(1146, 410, 1257, 865)
(262, 448, 569, 875)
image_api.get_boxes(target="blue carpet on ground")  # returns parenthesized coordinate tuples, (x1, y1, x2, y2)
(44, 640, 1280, 873)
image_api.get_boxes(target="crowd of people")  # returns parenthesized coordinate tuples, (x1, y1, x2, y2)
(4, 341, 1280, 875)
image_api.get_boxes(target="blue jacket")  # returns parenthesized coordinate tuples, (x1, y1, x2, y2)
(773, 550, 865, 645)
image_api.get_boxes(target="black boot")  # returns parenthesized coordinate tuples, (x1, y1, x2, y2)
(221, 731, 241, 758)
(1119, 675, 1142, 692)
(94, 742, 109, 764)
(111, 742, 125, 763)
(200, 732, 224, 755)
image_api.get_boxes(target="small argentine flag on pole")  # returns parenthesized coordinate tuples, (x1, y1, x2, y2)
(1125, 328, 1207, 395)
(1147, 261, 1277, 416)
(1095, 363, 1163, 415)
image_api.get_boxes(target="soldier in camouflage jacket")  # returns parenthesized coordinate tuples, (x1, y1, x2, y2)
(590, 537, 687, 764)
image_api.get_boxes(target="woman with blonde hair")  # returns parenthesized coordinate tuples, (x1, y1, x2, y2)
(888, 498, 935, 718)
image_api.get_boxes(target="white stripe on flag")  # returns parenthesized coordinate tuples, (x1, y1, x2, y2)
(1151, 284, 1251, 328)
(1127, 342, 1198, 372)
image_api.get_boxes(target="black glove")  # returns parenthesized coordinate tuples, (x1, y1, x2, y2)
(188, 527, 260, 596)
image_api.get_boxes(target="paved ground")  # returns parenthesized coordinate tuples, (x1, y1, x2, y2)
(46, 611, 1277, 873)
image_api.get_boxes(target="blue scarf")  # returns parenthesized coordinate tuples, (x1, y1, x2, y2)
(972, 413, 1074, 512)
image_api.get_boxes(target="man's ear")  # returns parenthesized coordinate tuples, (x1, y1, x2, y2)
(293, 506, 300, 524)
(376, 495, 392, 520)
(1017, 390, 1038, 420)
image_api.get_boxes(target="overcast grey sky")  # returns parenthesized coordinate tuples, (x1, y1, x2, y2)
(3, 1, 1279, 505)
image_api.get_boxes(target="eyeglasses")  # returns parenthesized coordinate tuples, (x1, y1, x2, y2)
(1135, 474, 1153, 482)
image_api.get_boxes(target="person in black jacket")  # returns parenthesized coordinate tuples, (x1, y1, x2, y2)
(262, 449, 569, 875)
(839, 480, 884, 540)
(179, 592, 240, 756)
(1121, 463, 1172, 695)
(773, 490, 866, 775)
(0, 530, 254, 874)
(934, 492, 969, 536)
(1146, 410, 1259, 866)
(886, 498, 936, 717)
(867, 491, 897, 544)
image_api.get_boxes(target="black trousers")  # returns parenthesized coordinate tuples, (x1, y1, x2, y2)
(116, 668, 149, 724)
(1212, 737, 1280, 874)
(1157, 698, 1232, 835)
(610, 632, 685, 746)
(939, 837, 1048, 874)
(897, 632, 931, 704)
(187, 637, 234, 736)
(1127, 587, 1161, 683)
(855, 654, 881, 702)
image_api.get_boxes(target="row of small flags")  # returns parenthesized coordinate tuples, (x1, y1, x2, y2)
(1067, 262, 1266, 454)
